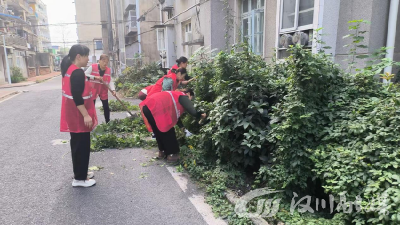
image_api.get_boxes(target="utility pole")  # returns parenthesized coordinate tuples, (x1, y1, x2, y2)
(100, 0, 109, 55)
(2, 35, 11, 84)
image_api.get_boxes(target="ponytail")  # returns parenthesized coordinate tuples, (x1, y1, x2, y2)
(61, 44, 90, 77)
(176, 56, 188, 66)
(61, 55, 72, 77)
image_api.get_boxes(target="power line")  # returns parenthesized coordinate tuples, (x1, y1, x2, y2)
(0, 19, 161, 29)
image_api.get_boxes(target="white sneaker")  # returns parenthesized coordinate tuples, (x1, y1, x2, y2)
(72, 179, 96, 187)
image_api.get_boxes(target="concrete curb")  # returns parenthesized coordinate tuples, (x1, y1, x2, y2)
(0, 74, 61, 89)
(0, 91, 20, 101)
(0, 82, 35, 89)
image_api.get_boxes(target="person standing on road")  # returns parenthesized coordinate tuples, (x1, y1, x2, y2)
(60, 44, 97, 188)
(140, 89, 206, 163)
(85, 54, 116, 123)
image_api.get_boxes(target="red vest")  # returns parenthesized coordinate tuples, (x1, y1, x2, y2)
(147, 73, 179, 97)
(141, 85, 154, 95)
(60, 64, 98, 133)
(140, 91, 186, 132)
(89, 64, 111, 99)
(168, 64, 179, 75)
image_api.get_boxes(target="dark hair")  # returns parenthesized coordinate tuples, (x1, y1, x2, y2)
(176, 56, 188, 66)
(61, 44, 90, 77)
(176, 68, 187, 76)
(183, 88, 195, 97)
(100, 54, 109, 61)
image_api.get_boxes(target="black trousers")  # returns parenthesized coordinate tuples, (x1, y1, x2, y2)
(142, 106, 180, 155)
(70, 132, 91, 180)
(94, 99, 110, 123)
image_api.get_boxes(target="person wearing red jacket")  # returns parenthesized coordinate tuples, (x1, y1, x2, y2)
(85, 54, 116, 123)
(168, 56, 188, 74)
(138, 85, 154, 101)
(60, 44, 97, 188)
(140, 89, 206, 163)
(146, 68, 188, 97)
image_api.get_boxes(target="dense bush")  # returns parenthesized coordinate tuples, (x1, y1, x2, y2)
(11, 67, 26, 83)
(182, 40, 400, 223)
(115, 63, 164, 97)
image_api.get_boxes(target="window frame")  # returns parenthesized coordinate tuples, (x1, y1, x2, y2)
(94, 40, 103, 50)
(279, 0, 315, 33)
(241, 0, 265, 55)
(156, 28, 166, 51)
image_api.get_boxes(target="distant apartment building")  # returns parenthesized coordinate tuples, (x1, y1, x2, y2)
(74, 0, 103, 64)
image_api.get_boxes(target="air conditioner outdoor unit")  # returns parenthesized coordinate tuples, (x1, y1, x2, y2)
(293, 32, 309, 46)
(279, 34, 293, 48)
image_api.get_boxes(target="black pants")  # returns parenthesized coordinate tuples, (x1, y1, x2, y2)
(94, 99, 110, 123)
(70, 132, 91, 180)
(142, 106, 180, 155)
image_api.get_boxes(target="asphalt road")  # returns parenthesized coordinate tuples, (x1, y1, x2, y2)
(0, 76, 213, 225)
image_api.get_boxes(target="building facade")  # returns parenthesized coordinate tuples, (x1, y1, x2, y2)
(154, 0, 400, 74)
(0, 0, 38, 84)
(29, 0, 50, 52)
(74, 0, 103, 64)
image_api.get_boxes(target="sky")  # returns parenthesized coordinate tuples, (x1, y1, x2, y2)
(41, 0, 78, 47)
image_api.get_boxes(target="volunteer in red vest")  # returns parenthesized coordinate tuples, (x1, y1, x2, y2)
(146, 68, 188, 97)
(168, 57, 194, 86)
(168, 56, 188, 74)
(138, 85, 154, 101)
(140, 89, 206, 163)
(60, 44, 98, 188)
(85, 54, 116, 123)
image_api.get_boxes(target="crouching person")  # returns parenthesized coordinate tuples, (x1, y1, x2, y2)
(138, 85, 154, 101)
(140, 89, 206, 163)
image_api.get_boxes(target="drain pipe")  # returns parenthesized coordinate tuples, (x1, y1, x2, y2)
(384, 0, 399, 83)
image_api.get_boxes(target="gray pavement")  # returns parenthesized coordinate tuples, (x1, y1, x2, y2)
(0, 76, 211, 225)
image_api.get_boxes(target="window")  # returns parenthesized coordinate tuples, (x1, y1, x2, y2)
(183, 22, 193, 57)
(95, 40, 103, 50)
(167, 10, 173, 19)
(278, 0, 314, 59)
(280, 0, 314, 32)
(157, 28, 165, 51)
(241, 0, 264, 55)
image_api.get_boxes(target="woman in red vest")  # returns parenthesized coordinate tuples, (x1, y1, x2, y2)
(146, 68, 188, 97)
(60, 44, 98, 188)
(85, 54, 116, 123)
(168, 56, 188, 74)
(140, 89, 206, 163)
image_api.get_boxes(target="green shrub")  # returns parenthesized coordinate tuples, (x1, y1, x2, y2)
(101, 99, 139, 112)
(115, 63, 164, 97)
(10, 67, 26, 83)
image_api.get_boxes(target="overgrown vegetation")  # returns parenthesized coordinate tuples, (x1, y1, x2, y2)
(101, 99, 139, 112)
(91, 116, 156, 151)
(115, 62, 163, 97)
(91, 20, 400, 224)
(11, 67, 26, 83)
